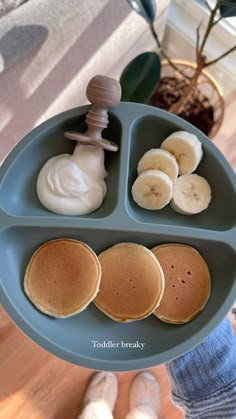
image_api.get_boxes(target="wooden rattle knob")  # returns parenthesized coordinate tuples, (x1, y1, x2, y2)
(86, 75, 121, 109)
(64, 75, 121, 152)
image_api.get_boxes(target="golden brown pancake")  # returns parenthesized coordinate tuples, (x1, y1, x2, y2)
(94, 243, 165, 322)
(152, 244, 211, 324)
(24, 239, 101, 318)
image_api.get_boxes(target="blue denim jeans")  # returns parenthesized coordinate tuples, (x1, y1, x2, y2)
(166, 318, 236, 418)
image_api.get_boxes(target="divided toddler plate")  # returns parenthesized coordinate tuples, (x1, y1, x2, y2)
(0, 103, 235, 371)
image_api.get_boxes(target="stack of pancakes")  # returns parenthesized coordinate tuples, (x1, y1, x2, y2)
(24, 240, 210, 324)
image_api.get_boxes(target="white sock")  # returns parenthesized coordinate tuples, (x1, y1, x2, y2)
(126, 405, 157, 419)
(129, 371, 160, 415)
(78, 400, 113, 419)
(82, 372, 118, 412)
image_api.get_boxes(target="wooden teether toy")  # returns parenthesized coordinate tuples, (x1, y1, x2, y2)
(64, 75, 121, 152)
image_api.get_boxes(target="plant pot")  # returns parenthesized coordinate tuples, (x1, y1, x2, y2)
(148, 59, 224, 138)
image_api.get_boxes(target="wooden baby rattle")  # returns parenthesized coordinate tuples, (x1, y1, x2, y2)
(64, 75, 121, 152)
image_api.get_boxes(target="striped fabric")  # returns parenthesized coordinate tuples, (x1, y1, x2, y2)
(166, 318, 236, 418)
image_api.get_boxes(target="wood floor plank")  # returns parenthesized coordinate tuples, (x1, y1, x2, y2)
(0, 307, 183, 418)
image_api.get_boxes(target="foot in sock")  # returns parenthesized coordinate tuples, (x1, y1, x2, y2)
(129, 371, 160, 417)
(83, 371, 118, 412)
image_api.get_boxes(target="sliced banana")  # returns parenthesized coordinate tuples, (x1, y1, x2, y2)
(137, 149, 178, 182)
(132, 170, 173, 210)
(171, 174, 211, 215)
(161, 131, 203, 175)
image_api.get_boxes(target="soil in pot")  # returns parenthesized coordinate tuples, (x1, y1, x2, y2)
(148, 76, 214, 136)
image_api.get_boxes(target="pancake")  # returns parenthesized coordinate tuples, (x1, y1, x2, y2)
(94, 243, 165, 322)
(24, 239, 101, 318)
(152, 244, 211, 324)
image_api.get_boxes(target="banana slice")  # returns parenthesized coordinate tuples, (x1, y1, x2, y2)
(132, 170, 173, 210)
(137, 149, 178, 182)
(161, 131, 203, 175)
(171, 174, 211, 215)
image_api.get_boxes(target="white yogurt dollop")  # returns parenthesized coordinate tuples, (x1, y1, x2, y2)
(37, 144, 107, 215)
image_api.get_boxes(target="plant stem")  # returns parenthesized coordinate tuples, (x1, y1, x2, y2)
(169, 61, 204, 114)
(203, 0, 212, 12)
(213, 15, 222, 26)
(149, 22, 188, 79)
(199, 0, 219, 54)
(205, 44, 236, 67)
(196, 24, 201, 62)
(169, 1, 220, 115)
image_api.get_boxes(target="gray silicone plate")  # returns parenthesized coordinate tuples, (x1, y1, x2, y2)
(0, 103, 235, 371)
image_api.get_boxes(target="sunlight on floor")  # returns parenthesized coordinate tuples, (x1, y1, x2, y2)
(19, 1, 110, 99)
(0, 105, 13, 131)
(33, 12, 148, 127)
(0, 391, 45, 419)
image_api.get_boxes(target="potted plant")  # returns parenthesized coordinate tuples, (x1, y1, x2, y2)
(120, 0, 236, 137)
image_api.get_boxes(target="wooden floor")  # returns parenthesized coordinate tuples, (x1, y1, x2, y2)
(0, 86, 236, 419)
(0, 306, 183, 419)
(0, 306, 235, 419)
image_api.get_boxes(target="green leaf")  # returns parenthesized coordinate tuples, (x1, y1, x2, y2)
(127, 0, 156, 23)
(219, 0, 236, 17)
(120, 52, 161, 103)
